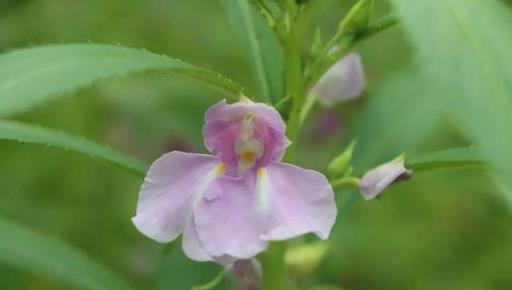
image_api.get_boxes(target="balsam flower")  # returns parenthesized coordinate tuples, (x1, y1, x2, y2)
(311, 53, 365, 103)
(133, 99, 337, 264)
(360, 155, 412, 200)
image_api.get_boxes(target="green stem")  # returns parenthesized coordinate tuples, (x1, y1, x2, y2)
(260, 4, 305, 290)
(191, 268, 226, 290)
(354, 14, 398, 42)
(331, 177, 361, 189)
(283, 21, 305, 161)
(260, 242, 287, 290)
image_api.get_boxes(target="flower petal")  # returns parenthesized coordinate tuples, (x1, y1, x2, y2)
(132, 151, 220, 243)
(193, 174, 269, 260)
(182, 220, 213, 262)
(203, 99, 290, 165)
(312, 53, 365, 102)
(360, 156, 412, 200)
(257, 163, 337, 241)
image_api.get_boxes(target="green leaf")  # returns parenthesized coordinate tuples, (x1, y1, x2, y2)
(339, 0, 374, 34)
(223, 0, 283, 102)
(0, 120, 148, 177)
(405, 146, 484, 172)
(0, 217, 137, 290)
(354, 69, 444, 170)
(0, 44, 244, 117)
(389, 0, 512, 185)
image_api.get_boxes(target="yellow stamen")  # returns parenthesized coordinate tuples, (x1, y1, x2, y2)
(241, 151, 257, 164)
(215, 163, 228, 176)
(258, 167, 265, 178)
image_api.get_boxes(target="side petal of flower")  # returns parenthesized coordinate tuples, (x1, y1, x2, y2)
(132, 151, 220, 243)
(193, 175, 269, 261)
(182, 220, 213, 262)
(257, 163, 337, 241)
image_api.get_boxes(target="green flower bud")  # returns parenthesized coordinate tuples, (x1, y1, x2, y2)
(285, 241, 330, 278)
(310, 27, 324, 57)
(327, 141, 356, 179)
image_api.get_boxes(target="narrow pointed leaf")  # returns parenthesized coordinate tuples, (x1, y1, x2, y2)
(389, 0, 512, 185)
(0, 217, 137, 290)
(223, 0, 283, 102)
(0, 44, 244, 117)
(405, 146, 484, 171)
(0, 120, 148, 177)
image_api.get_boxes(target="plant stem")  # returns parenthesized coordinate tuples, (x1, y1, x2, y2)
(261, 39, 303, 287)
(331, 177, 361, 189)
(260, 242, 287, 290)
(283, 18, 305, 162)
(260, 3, 305, 290)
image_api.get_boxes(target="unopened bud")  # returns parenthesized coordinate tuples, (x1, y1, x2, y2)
(328, 141, 357, 179)
(285, 242, 330, 278)
(228, 259, 261, 290)
(360, 153, 412, 200)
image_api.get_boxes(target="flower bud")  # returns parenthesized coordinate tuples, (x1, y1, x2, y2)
(311, 53, 365, 103)
(228, 259, 261, 290)
(327, 141, 356, 179)
(360, 154, 412, 200)
(285, 242, 329, 278)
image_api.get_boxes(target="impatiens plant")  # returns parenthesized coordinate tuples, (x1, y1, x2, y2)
(1, 0, 511, 290)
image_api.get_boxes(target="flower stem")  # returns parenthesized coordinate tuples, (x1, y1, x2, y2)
(260, 3, 305, 290)
(283, 17, 305, 162)
(331, 177, 361, 189)
(260, 242, 287, 290)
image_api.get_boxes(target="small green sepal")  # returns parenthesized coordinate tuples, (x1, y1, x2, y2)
(327, 140, 357, 179)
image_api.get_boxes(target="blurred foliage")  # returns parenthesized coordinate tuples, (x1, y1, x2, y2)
(0, 0, 511, 290)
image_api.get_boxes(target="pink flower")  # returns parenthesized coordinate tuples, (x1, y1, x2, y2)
(132, 99, 337, 264)
(360, 155, 412, 200)
(311, 53, 365, 103)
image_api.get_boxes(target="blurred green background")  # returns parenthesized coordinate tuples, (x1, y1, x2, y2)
(0, 0, 511, 290)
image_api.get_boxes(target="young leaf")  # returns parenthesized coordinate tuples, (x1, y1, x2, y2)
(0, 120, 148, 177)
(0, 217, 138, 290)
(405, 146, 484, 172)
(223, 0, 284, 103)
(389, 0, 512, 185)
(0, 44, 244, 117)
